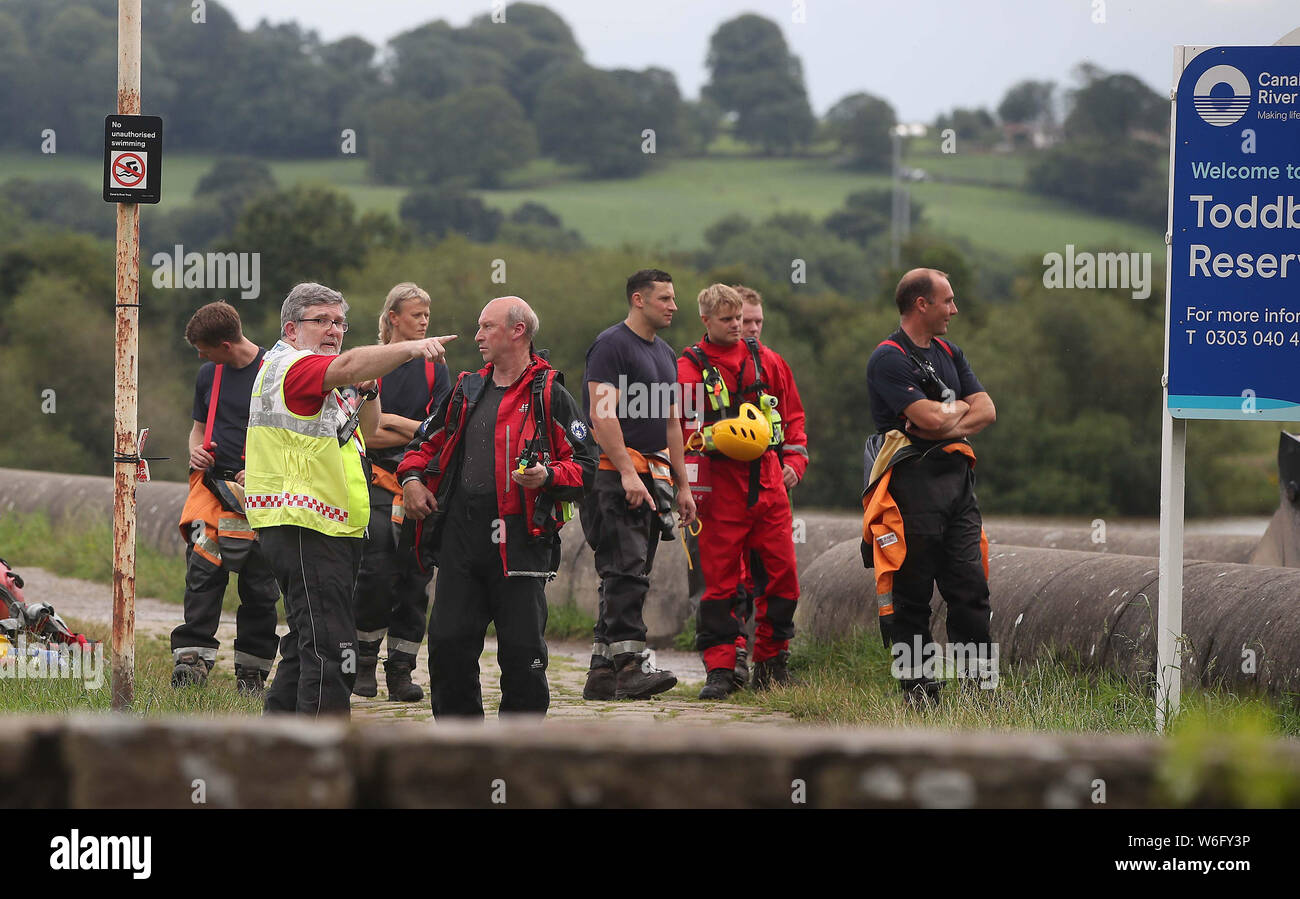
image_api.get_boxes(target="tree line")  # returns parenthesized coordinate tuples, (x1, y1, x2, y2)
(0, 173, 1277, 519)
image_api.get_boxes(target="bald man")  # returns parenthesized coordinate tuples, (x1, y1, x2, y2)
(398, 297, 598, 717)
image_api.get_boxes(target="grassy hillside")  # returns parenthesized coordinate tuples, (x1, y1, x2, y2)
(1, 150, 1163, 260)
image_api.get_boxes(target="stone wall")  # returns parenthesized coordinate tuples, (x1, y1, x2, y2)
(4, 715, 1297, 809)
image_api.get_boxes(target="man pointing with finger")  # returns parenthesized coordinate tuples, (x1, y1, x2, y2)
(245, 281, 454, 717)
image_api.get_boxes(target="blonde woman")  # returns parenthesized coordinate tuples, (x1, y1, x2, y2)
(352, 283, 451, 701)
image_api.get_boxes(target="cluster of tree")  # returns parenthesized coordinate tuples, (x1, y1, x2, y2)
(821, 77, 1059, 172)
(400, 189, 584, 251)
(692, 190, 925, 296)
(3, 167, 587, 350)
(1026, 65, 1168, 226)
(0, 222, 191, 477)
(1, 1, 838, 182)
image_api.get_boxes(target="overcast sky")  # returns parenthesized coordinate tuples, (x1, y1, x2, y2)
(217, 0, 1298, 121)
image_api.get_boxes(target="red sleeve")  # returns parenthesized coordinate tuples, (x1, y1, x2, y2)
(283, 354, 335, 417)
(397, 437, 438, 482)
(772, 352, 809, 479)
(396, 377, 457, 482)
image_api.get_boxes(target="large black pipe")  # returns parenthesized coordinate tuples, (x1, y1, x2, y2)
(794, 540, 1300, 697)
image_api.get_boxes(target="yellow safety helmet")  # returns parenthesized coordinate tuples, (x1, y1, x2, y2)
(711, 403, 772, 462)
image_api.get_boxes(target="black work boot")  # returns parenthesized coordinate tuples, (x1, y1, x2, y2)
(752, 650, 797, 691)
(582, 665, 616, 700)
(353, 653, 379, 698)
(384, 657, 424, 702)
(234, 665, 266, 697)
(733, 646, 750, 691)
(614, 650, 677, 700)
(698, 667, 736, 701)
(903, 678, 943, 710)
(171, 650, 210, 689)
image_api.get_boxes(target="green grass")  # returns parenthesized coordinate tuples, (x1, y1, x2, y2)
(0, 616, 263, 715)
(723, 633, 1300, 739)
(544, 602, 596, 641)
(2, 150, 1164, 261)
(907, 142, 1030, 187)
(673, 617, 697, 652)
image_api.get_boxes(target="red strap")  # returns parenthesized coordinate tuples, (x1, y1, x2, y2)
(203, 364, 223, 451)
(879, 338, 953, 358)
(425, 360, 439, 415)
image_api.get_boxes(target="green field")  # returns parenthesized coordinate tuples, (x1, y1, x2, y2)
(2, 149, 1164, 260)
(907, 142, 1030, 186)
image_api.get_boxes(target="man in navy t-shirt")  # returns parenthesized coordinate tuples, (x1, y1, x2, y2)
(579, 269, 696, 701)
(864, 268, 997, 705)
(171, 301, 280, 694)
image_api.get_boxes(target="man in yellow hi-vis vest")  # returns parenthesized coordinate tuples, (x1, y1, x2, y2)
(246, 282, 454, 716)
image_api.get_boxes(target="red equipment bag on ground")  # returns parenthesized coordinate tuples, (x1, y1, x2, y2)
(0, 557, 92, 648)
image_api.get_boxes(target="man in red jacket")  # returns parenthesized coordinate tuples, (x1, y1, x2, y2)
(679, 284, 808, 700)
(399, 296, 598, 717)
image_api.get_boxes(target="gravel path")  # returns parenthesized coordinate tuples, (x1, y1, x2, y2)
(18, 567, 792, 727)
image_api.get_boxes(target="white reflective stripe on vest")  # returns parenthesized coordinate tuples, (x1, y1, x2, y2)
(244, 346, 369, 537)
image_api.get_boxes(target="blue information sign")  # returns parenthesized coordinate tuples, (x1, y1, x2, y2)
(1169, 46, 1300, 420)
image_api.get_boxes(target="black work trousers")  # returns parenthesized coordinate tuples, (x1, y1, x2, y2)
(581, 469, 661, 668)
(354, 486, 432, 663)
(169, 541, 280, 672)
(880, 451, 992, 687)
(427, 492, 549, 718)
(259, 525, 363, 717)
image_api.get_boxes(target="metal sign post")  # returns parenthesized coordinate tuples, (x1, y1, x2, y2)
(1160, 35, 1300, 731)
(110, 0, 142, 710)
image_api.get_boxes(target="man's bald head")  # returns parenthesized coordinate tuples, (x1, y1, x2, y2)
(476, 295, 539, 366)
(482, 295, 539, 342)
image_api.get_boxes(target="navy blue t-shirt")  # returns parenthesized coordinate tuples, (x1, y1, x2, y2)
(866, 331, 984, 434)
(582, 322, 679, 454)
(192, 348, 266, 473)
(369, 357, 451, 471)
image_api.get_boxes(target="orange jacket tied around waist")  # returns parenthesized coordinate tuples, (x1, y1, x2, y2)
(178, 470, 257, 570)
(861, 431, 988, 619)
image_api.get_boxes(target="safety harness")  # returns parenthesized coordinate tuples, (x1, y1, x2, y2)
(683, 337, 784, 506)
(684, 338, 785, 448)
(518, 367, 576, 537)
(877, 330, 955, 413)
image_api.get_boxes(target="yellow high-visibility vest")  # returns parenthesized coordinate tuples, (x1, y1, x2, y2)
(244, 345, 370, 537)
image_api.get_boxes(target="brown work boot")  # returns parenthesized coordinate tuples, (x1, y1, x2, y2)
(234, 665, 266, 696)
(170, 650, 210, 689)
(614, 650, 677, 700)
(582, 665, 616, 700)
